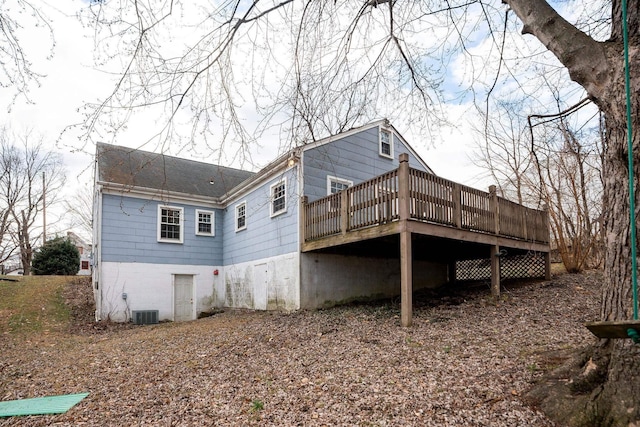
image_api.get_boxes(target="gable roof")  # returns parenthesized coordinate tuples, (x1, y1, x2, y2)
(300, 119, 434, 174)
(96, 142, 255, 198)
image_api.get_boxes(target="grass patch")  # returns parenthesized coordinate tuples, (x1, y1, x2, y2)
(250, 399, 264, 412)
(0, 275, 73, 334)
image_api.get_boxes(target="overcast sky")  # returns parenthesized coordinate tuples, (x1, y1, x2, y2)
(9, 0, 589, 246)
(4, 1, 491, 185)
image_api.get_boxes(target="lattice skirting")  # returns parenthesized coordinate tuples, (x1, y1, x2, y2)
(455, 253, 546, 282)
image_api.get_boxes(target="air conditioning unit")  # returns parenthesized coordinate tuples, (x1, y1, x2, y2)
(132, 310, 159, 325)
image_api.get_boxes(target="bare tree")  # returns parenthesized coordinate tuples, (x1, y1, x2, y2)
(0, 151, 15, 269)
(74, 0, 639, 422)
(472, 96, 604, 273)
(537, 117, 604, 272)
(63, 183, 93, 240)
(471, 99, 538, 205)
(0, 0, 55, 110)
(0, 129, 66, 275)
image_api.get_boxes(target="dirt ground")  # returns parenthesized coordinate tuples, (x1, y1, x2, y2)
(0, 271, 602, 426)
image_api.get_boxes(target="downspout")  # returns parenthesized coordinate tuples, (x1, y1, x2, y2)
(93, 183, 103, 321)
(297, 149, 304, 310)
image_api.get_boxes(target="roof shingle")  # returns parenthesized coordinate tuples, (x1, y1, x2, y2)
(96, 143, 255, 198)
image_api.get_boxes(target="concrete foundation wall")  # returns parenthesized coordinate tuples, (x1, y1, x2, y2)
(300, 253, 448, 309)
(99, 262, 218, 322)
(223, 252, 300, 311)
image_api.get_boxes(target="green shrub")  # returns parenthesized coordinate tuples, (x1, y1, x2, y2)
(32, 237, 81, 275)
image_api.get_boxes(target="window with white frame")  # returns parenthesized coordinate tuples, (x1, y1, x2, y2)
(158, 205, 184, 243)
(195, 209, 215, 236)
(379, 128, 394, 159)
(235, 202, 247, 231)
(270, 179, 287, 217)
(327, 175, 353, 195)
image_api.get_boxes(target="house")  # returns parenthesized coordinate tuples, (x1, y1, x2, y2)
(93, 119, 550, 323)
(67, 231, 92, 276)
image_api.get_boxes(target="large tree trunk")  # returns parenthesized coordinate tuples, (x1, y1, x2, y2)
(589, 111, 640, 424)
(506, 0, 640, 424)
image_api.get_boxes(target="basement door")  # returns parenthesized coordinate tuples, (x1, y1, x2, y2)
(174, 274, 194, 321)
(254, 263, 268, 310)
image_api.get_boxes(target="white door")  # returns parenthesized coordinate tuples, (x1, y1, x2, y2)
(174, 274, 194, 321)
(254, 264, 268, 310)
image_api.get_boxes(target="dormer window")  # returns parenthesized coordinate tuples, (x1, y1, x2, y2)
(379, 128, 394, 159)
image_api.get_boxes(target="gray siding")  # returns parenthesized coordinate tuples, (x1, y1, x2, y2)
(303, 126, 429, 202)
(101, 194, 224, 265)
(222, 167, 299, 265)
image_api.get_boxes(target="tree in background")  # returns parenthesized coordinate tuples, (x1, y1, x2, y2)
(63, 184, 93, 242)
(534, 115, 604, 272)
(472, 97, 604, 273)
(0, 0, 55, 109)
(0, 128, 66, 275)
(0, 167, 15, 270)
(32, 236, 80, 275)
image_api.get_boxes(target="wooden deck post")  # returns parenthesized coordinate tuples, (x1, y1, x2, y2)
(398, 153, 412, 327)
(543, 204, 551, 280)
(491, 244, 501, 298)
(448, 261, 457, 284)
(489, 185, 499, 235)
(301, 196, 308, 247)
(341, 191, 349, 235)
(453, 183, 462, 228)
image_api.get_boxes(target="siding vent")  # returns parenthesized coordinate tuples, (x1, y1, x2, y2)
(132, 310, 159, 325)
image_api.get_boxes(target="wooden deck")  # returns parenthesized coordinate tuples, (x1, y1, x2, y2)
(301, 153, 550, 326)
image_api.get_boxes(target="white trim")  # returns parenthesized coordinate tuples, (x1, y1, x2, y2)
(326, 175, 353, 195)
(235, 201, 247, 232)
(219, 154, 298, 204)
(379, 126, 394, 159)
(195, 209, 215, 237)
(300, 119, 389, 152)
(157, 205, 184, 243)
(270, 178, 287, 218)
(100, 182, 223, 208)
(299, 119, 434, 174)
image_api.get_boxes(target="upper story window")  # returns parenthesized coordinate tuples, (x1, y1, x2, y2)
(158, 205, 184, 243)
(270, 179, 287, 217)
(327, 175, 353, 195)
(235, 202, 247, 232)
(379, 128, 394, 159)
(195, 209, 215, 236)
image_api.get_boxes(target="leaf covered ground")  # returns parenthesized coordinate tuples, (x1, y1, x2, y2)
(0, 272, 601, 426)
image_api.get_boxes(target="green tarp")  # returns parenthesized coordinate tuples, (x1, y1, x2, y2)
(0, 393, 89, 417)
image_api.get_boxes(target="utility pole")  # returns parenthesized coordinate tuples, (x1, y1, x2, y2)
(42, 171, 46, 245)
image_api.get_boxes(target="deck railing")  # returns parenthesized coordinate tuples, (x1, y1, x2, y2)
(303, 157, 549, 245)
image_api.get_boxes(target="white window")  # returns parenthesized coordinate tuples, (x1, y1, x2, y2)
(195, 209, 215, 236)
(158, 205, 184, 243)
(270, 179, 287, 217)
(379, 128, 394, 159)
(327, 175, 353, 195)
(235, 202, 247, 232)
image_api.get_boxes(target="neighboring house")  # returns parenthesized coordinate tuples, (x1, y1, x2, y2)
(93, 119, 549, 323)
(67, 231, 93, 276)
